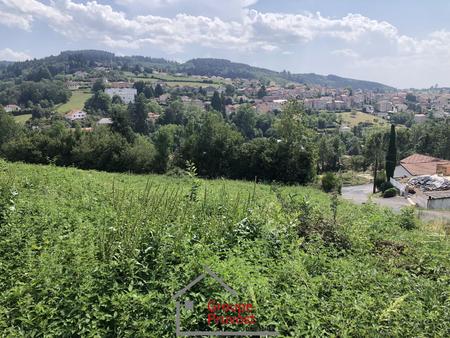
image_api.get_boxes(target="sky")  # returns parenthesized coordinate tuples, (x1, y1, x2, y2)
(1, 0, 450, 89)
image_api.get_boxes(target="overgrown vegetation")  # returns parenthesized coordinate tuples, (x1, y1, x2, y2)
(0, 161, 448, 336)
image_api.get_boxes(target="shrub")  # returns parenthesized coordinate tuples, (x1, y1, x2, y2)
(383, 188, 397, 198)
(380, 181, 394, 193)
(321, 172, 338, 193)
(398, 207, 418, 230)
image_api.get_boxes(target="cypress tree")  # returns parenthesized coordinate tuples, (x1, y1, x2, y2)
(385, 124, 397, 180)
(154, 83, 164, 97)
(211, 91, 222, 112)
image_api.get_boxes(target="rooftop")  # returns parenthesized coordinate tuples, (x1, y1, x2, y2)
(423, 190, 450, 199)
(400, 153, 450, 176)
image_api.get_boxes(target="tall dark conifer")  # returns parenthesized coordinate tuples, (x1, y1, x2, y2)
(385, 124, 397, 180)
(211, 91, 222, 112)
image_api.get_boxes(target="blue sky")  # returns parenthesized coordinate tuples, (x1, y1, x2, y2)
(1, 0, 450, 88)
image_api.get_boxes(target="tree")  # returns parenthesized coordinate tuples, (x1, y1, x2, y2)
(365, 130, 385, 193)
(182, 112, 243, 177)
(111, 105, 135, 142)
(133, 81, 145, 95)
(160, 100, 185, 125)
(27, 66, 52, 82)
(123, 135, 156, 173)
(257, 85, 267, 98)
(143, 85, 154, 99)
(152, 125, 175, 173)
(84, 91, 111, 115)
(385, 124, 397, 180)
(130, 93, 149, 134)
(92, 79, 105, 93)
(211, 91, 222, 112)
(225, 84, 235, 96)
(231, 105, 256, 139)
(154, 84, 164, 97)
(111, 95, 123, 105)
(0, 109, 20, 149)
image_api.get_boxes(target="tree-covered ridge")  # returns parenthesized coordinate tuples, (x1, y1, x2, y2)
(1, 50, 179, 80)
(0, 50, 394, 91)
(181, 58, 395, 91)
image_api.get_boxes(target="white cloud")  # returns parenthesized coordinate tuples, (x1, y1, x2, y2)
(0, 1, 414, 54)
(114, 0, 258, 20)
(0, 0, 71, 25)
(332, 49, 359, 58)
(1, 0, 450, 86)
(0, 48, 31, 61)
(0, 0, 438, 55)
(115, 0, 258, 10)
(0, 10, 32, 30)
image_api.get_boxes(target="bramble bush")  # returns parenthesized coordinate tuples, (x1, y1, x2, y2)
(0, 161, 448, 337)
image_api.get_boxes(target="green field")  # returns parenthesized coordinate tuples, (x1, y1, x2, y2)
(13, 114, 32, 124)
(0, 160, 448, 336)
(340, 111, 387, 127)
(127, 71, 224, 88)
(56, 90, 92, 113)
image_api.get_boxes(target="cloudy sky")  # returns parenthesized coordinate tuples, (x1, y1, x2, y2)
(1, 0, 450, 88)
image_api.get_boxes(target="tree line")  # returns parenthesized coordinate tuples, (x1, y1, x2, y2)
(1, 88, 450, 185)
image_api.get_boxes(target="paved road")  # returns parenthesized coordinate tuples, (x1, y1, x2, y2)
(342, 184, 450, 221)
(341, 184, 373, 205)
(342, 184, 412, 212)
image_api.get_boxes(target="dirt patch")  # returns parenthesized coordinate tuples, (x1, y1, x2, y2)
(374, 239, 406, 257)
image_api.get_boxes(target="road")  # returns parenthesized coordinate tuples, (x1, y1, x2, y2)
(341, 184, 411, 212)
(341, 184, 450, 221)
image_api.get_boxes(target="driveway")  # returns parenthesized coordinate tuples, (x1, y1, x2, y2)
(342, 184, 450, 221)
(341, 184, 373, 205)
(341, 184, 412, 212)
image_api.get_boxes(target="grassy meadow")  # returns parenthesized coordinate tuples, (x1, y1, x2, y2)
(340, 111, 387, 127)
(0, 160, 448, 336)
(13, 114, 32, 124)
(56, 90, 92, 114)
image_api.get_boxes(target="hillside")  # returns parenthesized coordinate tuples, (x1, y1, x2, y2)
(181, 58, 395, 91)
(0, 160, 448, 336)
(0, 50, 394, 91)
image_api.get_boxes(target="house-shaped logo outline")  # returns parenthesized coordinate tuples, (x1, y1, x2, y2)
(172, 265, 278, 336)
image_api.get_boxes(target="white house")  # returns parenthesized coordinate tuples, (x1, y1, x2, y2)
(97, 117, 113, 125)
(375, 100, 393, 113)
(105, 88, 137, 104)
(414, 114, 427, 124)
(4, 104, 20, 113)
(65, 110, 87, 121)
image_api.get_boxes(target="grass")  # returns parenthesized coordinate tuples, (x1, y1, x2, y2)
(340, 111, 387, 127)
(340, 171, 372, 186)
(13, 114, 32, 124)
(0, 160, 448, 336)
(55, 90, 92, 114)
(125, 72, 224, 88)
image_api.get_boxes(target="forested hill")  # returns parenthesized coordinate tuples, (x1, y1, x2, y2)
(180, 58, 394, 91)
(1, 50, 394, 91)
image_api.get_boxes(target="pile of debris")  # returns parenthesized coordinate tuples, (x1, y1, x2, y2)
(408, 175, 450, 191)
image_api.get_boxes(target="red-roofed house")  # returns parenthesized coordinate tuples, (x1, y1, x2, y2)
(4, 104, 21, 113)
(393, 154, 450, 178)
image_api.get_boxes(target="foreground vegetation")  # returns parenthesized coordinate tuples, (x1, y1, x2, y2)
(0, 161, 448, 336)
